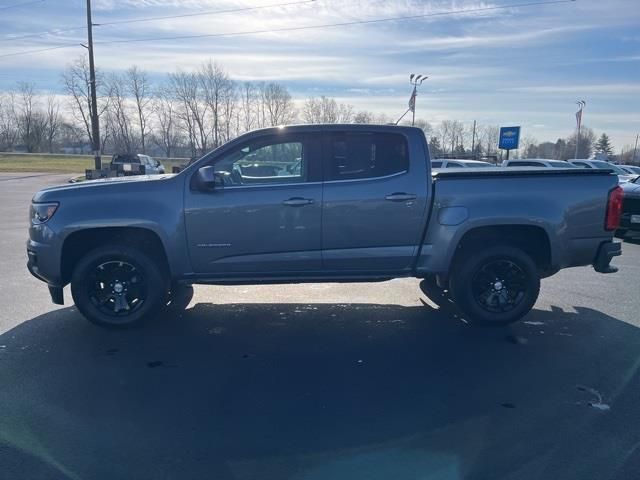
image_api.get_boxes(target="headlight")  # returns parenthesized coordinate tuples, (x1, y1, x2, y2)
(30, 202, 59, 225)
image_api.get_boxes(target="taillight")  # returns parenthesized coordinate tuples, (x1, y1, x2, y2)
(605, 186, 624, 231)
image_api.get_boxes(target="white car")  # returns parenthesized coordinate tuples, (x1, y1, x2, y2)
(617, 164, 640, 176)
(431, 159, 495, 169)
(502, 159, 578, 168)
(569, 159, 635, 183)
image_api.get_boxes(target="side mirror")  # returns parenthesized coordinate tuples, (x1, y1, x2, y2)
(195, 166, 217, 191)
(194, 166, 229, 191)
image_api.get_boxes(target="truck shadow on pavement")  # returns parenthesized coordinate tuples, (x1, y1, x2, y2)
(1, 302, 639, 480)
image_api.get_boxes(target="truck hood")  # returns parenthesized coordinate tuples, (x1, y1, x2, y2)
(33, 174, 177, 202)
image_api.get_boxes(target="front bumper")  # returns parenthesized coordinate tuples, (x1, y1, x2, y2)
(593, 241, 622, 274)
(27, 239, 64, 304)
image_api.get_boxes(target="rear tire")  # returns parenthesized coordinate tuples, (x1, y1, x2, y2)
(71, 245, 167, 328)
(449, 246, 540, 326)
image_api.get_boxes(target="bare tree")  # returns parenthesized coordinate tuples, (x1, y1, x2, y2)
(106, 73, 136, 154)
(0, 91, 19, 151)
(564, 127, 596, 160)
(61, 55, 108, 149)
(126, 66, 153, 154)
(169, 70, 209, 157)
(353, 110, 376, 124)
(302, 96, 353, 124)
(239, 82, 257, 133)
(481, 125, 500, 156)
(44, 96, 62, 153)
(152, 88, 182, 158)
(16, 82, 47, 152)
(199, 60, 236, 147)
(260, 82, 295, 126)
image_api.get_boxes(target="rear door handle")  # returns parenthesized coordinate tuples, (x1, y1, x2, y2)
(283, 197, 315, 207)
(385, 193, 417, 202)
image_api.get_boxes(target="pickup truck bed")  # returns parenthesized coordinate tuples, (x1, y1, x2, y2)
(27, 124, 622, 328)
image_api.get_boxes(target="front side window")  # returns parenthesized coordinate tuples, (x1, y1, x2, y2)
(326, 132, 408, 181)
(431, 161, 443, 168)
(214, 139, 305, 186)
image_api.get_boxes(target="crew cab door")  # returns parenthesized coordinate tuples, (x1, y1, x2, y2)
(321, 130, 430, 272)
(184, 132, 323, 275)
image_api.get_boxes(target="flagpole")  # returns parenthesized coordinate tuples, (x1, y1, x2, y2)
(411, 85, 417, 126)
(575, 100, 585, 160)
(405, 74, 427, 127)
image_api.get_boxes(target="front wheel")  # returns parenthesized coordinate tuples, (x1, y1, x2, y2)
(71, 245, 167, 328)
(449, 246, 540, 326)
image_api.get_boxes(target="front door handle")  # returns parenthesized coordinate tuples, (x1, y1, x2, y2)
(283, 197, 315, 207)
(385, 193, 417, 202)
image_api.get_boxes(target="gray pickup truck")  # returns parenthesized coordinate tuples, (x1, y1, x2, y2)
(27, 125, 623, 328)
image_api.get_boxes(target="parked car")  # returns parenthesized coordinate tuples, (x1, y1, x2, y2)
(431, 159, 495, 169)
(617, 175, 640, 238)
(110, 154, 165, 176)
(617, 165, 640, 176)
(569, 159, 635, 183)
(502, 159, 578, 168)
(27, 124, 622, 328)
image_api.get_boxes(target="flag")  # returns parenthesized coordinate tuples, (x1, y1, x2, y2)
(408, 86, 417, 112)
(575, 107, 583, 129)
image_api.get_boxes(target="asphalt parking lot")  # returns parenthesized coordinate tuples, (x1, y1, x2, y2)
(1, 172, 639, 480)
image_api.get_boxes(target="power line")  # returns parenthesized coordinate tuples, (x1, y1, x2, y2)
(97, 0, 578, 45)
(0, 0, 577, 59)
(96, 0, 316, 26)
(0, 0, 316, 42)
(0, 0, 43, 10)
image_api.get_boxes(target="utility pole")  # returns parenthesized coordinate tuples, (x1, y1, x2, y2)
(86, 0, 101, 170)
(632, 133, 639, 164)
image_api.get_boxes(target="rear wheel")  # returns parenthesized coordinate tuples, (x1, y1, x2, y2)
(71, 245, 167, 328)
(449, 246, 540, 326)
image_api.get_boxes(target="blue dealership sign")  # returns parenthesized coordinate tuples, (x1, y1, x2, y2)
(499, 126, 521, 150)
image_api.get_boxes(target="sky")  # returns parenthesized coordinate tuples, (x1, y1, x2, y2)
(0, 0, 639, 150)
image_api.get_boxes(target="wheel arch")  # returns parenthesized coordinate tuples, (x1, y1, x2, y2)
(60, 226, 170, 285)
(449, 224, 553, 277)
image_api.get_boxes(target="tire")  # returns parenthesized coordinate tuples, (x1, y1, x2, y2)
(165, 284, 194, 312)
(419, 276, 450, 308)
(449, 246, 540, 326)
(71, 245, 168, 328)
(614, 229, 627, 239)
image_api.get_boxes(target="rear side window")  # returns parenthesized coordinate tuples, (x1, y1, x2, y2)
(548, 161, 577, 168)
(507, 161, 544, 167)
(572, 162, 591, 168)
(446, 162, 464, 168)
(325, 132, 409, 181)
